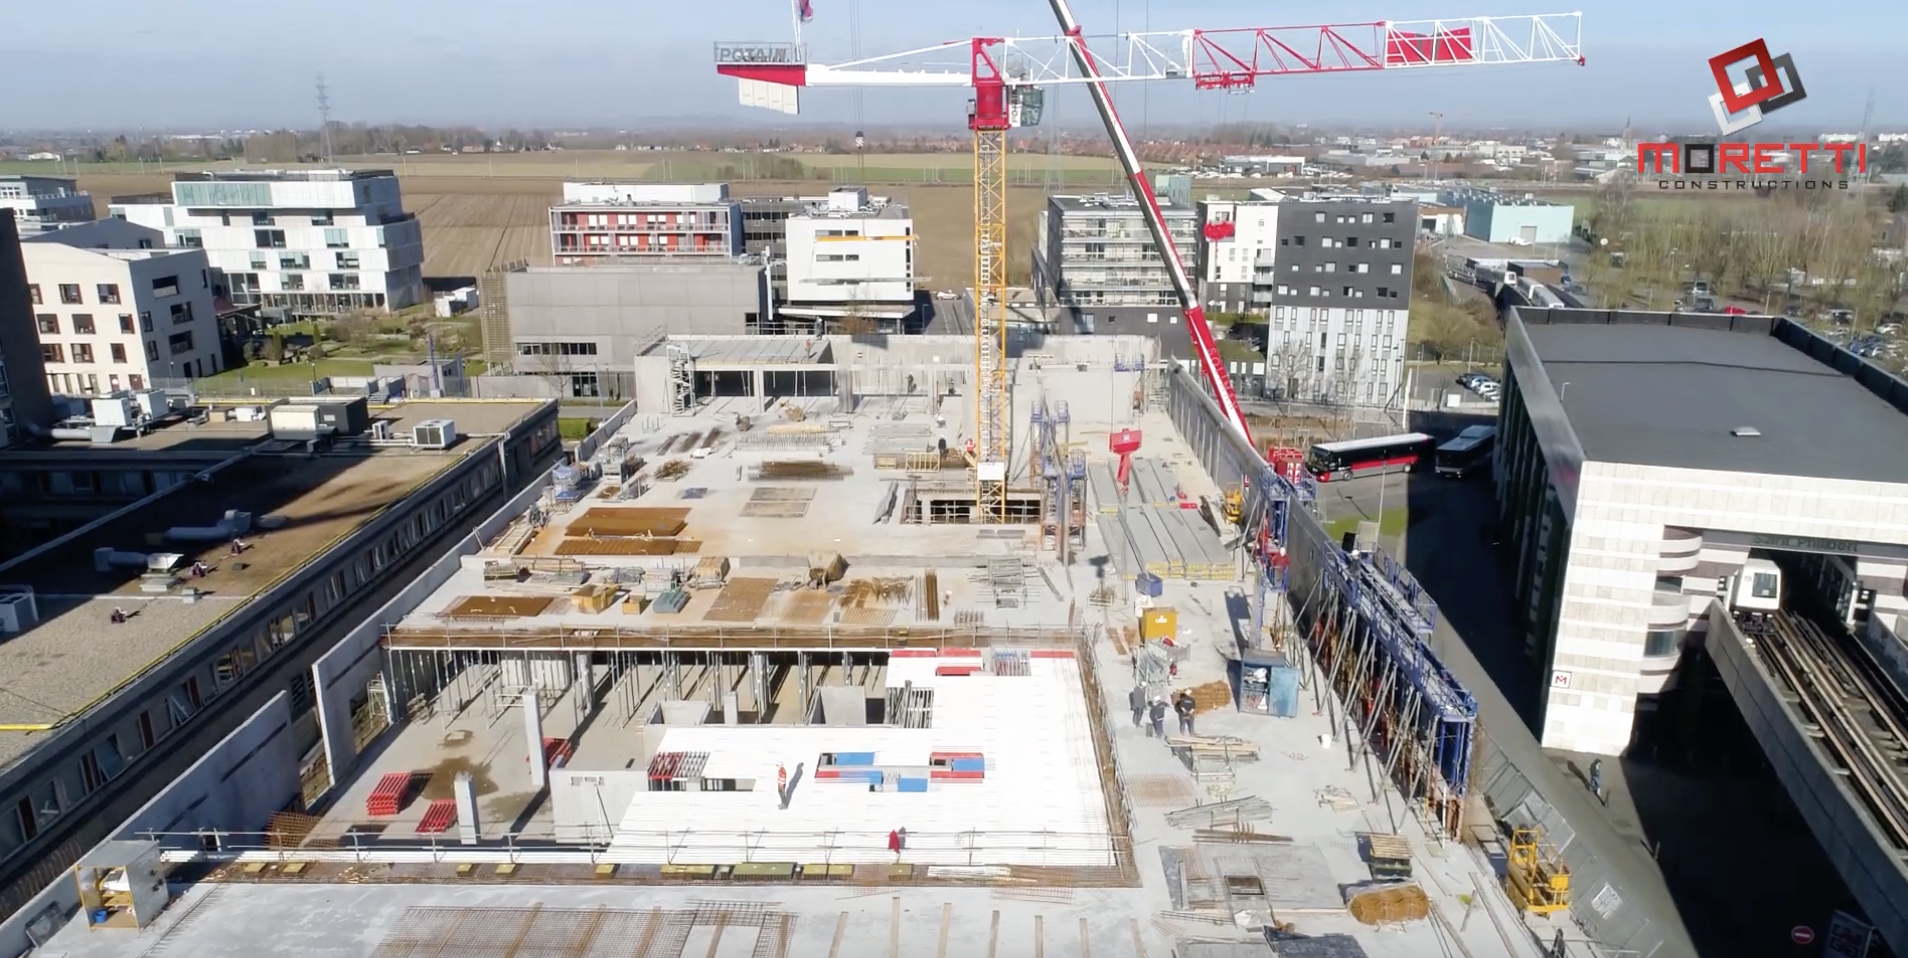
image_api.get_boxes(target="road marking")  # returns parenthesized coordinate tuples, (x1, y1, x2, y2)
(826, 912, 848, 958)
(1034, 914, 1045, 958)
(935, 903, 952, 958)
(1079, 918, 1091, 958)
(987, 910, 1000, 958)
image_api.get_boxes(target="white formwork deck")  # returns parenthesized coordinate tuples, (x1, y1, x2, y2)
(609, 654, 1113, 866)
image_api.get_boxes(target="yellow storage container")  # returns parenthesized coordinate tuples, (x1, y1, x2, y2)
(1140, 607, 1179, 642)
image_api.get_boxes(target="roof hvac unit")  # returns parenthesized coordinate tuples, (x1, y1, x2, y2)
(0, 588, 39, 634)
(413, 419, 459, 449)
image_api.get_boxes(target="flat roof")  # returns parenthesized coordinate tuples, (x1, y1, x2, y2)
(637, 336, 829, 364)
(1519, 312, 1908, 482)
(0, 400, 545, 769)
(1050, 194, 1190, 213)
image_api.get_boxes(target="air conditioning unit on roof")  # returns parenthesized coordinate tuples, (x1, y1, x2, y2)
(412, 419, 458, 449)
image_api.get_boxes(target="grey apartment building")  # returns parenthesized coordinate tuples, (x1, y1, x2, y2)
(0, 212, 55, 447)
(504, 262, 771, 399)
(1252, 194, 1419, 407)
(1033, 194, 1199, 347)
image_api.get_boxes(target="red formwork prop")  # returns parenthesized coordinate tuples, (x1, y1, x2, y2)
(416, 799, 457, 834)
(934, 665, 981, 677)
(939, 648, 983, 658)
(366, 772, 412, 817)
(929, 751, 984, 761)
(1029, 650, 1075, 658)
(539, 737, 575, 768)
(890, 649, 939, 658)
(929, 770, 985, 781)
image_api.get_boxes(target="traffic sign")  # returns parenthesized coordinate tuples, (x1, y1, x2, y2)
(1792, 926, 1815, 946)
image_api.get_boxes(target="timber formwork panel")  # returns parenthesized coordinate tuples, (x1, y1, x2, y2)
(569, 507, 692, 538)
(443, 596, 557, 619)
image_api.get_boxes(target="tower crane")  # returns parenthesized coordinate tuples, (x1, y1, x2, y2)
(717, 4, 1583, 522)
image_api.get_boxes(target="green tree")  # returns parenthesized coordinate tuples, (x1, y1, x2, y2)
(1888, 184, 1908, 215)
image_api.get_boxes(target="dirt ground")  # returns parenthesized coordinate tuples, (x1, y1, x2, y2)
(76, 172, 1046, 288)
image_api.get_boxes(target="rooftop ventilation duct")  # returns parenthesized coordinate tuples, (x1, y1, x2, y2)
(1731, 427, 1762, 437)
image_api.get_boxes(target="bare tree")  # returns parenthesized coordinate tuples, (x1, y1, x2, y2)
(1268, 328, 1314, 404)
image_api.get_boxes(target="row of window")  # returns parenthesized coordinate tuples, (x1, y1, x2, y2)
(27, 274, 189, 307)
(36, 303, 193, 337)
(1282, 235, 1403, 250)
(0, 457, 508, 861)
(1261, 260, 1405, 276)
(517, 341, 599, 357)
(221, 271, 359, 293)
(218, 210, 337, 227)
(556, 213, 729, 228)
(814, 253, 862, 263)
(1311, 209, 1398, 225)
(247, 251, 360, 271)
(1272, 284, 1404, 300)
(40, 333, 191, 365)
(253, 228, 355, 251)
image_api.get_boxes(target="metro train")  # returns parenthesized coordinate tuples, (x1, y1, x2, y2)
(1726, 557, 1784, 616)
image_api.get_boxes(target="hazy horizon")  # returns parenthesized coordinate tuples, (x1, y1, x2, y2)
(0, 0, 1898, 132)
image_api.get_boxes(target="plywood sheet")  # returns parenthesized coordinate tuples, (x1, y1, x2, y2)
(554, 538, 681, 556)
(568, 507, 691, 537)
(443, 595, 556, 618)
(703, 577, 778, 622)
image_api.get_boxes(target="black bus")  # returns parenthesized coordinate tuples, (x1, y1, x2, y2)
(1304, 432, 1435, 482)
(1434, 425, 1497, 479)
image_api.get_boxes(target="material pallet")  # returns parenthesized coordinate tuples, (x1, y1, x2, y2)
(416, 799, 457, 834)
(366, 772, 412, 817)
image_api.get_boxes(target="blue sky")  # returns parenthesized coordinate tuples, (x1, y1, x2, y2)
(0, 0, 1897, 133)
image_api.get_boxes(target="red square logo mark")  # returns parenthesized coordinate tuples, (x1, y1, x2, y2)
(1708, 39, 1783, 115)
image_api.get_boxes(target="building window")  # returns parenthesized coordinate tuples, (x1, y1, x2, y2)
(36, 314, 58, 335)
(1383, 212, 1396, 223)
(145, 340, 159, 362)
(1643, 629, 1680, 657)
(283, 273, 305, 291)
(27, 284, 40, 305)
(71, 315, 98, 336)
(41, 344, 63, 364)
(251, 211, 275, 227)
(96, 284, 121, 304)
(110, 343, 128, 363)
(335, 251, 360, 269)
(151, 275, 180, 297)
(328, 273, 361, 291)
(1313, 212, 1325, 223)
(168, 332, 195, 356)
(1390, 263, 1402, 274)
(570, 372, 600, 398)
(253, 230, 287, 250)
(176, 229, 203, 249)
(118, 314, 135, 334)
(170, 302, 194, 325)
(312, 211, 334, 226)
(139, 311, 153, 332)
(324, 228, 349, 249)
(278, 253, 310, 270)
(58, 284, 82, 305)
(71, 343, 94, 364)
(517, 341, 599, 356)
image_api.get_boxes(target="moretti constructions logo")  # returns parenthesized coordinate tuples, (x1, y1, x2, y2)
(1635, 39, 1865, 192)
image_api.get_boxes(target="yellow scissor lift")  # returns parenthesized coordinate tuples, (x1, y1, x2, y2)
(1505, 826, 1571, 915)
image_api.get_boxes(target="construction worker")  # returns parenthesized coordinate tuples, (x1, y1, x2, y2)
(1587, 758, 1605, 805)
(1147, 697, 1168, 739)
(1175, 690, 1197, 736)
(1128, 684, 1147, 728)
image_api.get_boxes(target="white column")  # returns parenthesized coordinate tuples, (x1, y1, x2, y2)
(523, 686, 547, 790)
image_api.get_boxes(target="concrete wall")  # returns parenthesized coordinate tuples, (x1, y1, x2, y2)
(0, 692, 298, 958)
(507, 264, 770, 364)
(0, 211, 55, 442)
(549, 769, 647, 843)
(1163, 366, 1694, 958)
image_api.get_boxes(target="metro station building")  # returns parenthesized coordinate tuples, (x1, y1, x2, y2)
(1495, 308, 1908, 755)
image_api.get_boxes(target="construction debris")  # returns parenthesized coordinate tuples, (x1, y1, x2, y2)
(1315, 787, 1360, 812)
(1164, 796, 1274, 829)
(656, 459, 691, 481)
(1165, 735, 1260, 760)
(1193, 828, 1293, 845)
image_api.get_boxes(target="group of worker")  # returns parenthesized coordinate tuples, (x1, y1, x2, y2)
(1128, 685, 1198, 738)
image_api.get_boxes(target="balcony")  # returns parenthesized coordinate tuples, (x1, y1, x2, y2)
(1648, 589, 1693, 628)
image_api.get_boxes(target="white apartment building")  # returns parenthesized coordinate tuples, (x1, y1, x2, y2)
(0, 175, 96, 236)
(22, 221, 222, 393)
(1195, 193, 1282, 315)
(110, 169, 425, 318)
(550, 182, 743, 265)
(782, 188, 914, 328)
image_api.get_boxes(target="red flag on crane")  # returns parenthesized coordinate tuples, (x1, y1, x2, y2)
(797, 0, 815, 23)
(1384, 26, 1476, 66)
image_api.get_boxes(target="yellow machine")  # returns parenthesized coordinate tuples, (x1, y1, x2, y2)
(1222, 486, 1243, 525)
(1505, 826, 1570, 915)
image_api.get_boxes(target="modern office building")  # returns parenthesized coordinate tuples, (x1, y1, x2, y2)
(109, 170, 426, 317)
(0, 176, 95, 237)
(1240, 192, 1418, 407)
(1496, 307, 1908, 755)
(503, 261, 772, 398)
(0, 397, 560, 921)
(0, 211, 55, 448)
(1441, 187, 1574, 246)
(1032, 193, 1199, 335)
(781, 188, 915, 330)
(22, 222, 223, 392)
(549, 183, 744, 265)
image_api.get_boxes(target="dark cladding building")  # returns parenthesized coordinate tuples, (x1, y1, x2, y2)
(0, 211, 54, 448)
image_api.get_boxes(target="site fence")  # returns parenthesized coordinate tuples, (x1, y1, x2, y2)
(132, 827, 1129, 871)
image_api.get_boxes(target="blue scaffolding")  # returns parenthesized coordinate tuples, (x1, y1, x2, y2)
(1309, 540, 1478, 836)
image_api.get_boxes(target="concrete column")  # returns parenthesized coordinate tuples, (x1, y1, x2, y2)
(722, 691, 739, 725)
(797, 651, 811, 725)
(753, 369, 765, 401)
(750, 653, 767, 721)
(523, 686, 547, 790)
(573, 653, 595, 710)
(453, 772, 479, 845)
(667, 652, 681, 700)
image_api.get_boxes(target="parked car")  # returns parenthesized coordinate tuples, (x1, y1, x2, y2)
(1722, 305, 1749, 315)
(1690, 281, 1712, 298)
(1875, 322, 1902, 336)
(1826, 308, 1855, 325)
(1456, 372, 1485, 388)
